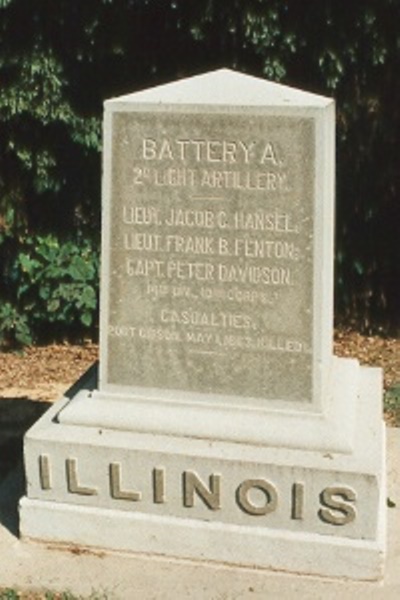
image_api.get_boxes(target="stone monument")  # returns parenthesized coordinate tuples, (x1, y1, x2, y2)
(20, 69, 386, 580)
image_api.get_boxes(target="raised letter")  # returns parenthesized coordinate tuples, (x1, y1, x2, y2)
(236, 479, 278, 516)
(39, 454, 52, 490)
(318, 486, 357, 526)
(291, 482, 305, 520)
(109, 462, 141, 501)
(66, 458, 98, 496)
(183, 471, 221, 510)
(153, 467, 166, 504)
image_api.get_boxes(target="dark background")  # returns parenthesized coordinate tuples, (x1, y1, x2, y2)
(0, 0, 399, 344)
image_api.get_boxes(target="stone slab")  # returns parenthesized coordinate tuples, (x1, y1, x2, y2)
(100, 69, 335, 413)
(112, 68, 333, 107)
(19, 360, 385, 581)
(0, 429, 398, 598)
(58, 356, 360, 453)
(19, 498, 385, 580)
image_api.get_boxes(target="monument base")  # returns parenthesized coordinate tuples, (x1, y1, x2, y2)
(20, 495, 385, 581)
(20, 360, 386, 581)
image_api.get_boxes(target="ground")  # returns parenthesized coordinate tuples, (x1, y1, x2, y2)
(0, 329, 399, 415)
(0, 342, 98, 404)
(333, 329, 400, 425)
(0, 331, 398, 599)
(0, 330, 399, 482)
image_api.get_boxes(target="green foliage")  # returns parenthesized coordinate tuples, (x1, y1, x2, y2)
(183, 1, 400, 333)
(0, 1, 398, 337)
(384, 385, 400, 426)
(0, 2, 102, 236)
(0, 590, 19, 600)
(0, 233, 99, 348)
(0, 302, 31, 346)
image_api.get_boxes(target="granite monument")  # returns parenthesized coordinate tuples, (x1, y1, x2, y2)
(20, 69, 386, 580)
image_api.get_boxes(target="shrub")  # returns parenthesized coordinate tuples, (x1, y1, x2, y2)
(0, 1, 398, 335)
(0, 231, 99, 348)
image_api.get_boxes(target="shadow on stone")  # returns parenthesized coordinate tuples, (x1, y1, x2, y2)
(0, 397, 51, 536)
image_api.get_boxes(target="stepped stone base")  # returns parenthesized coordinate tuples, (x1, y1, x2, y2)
(20, 361, 386, 581)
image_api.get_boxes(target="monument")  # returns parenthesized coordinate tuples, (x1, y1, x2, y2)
(19, 69, 386, 580)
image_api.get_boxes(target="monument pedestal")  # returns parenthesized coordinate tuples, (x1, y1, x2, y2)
(20, 70, 387, 581)
(20, 358, 386, 580)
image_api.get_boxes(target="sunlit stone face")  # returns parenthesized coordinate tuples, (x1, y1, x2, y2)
(104, 110, 315, 403)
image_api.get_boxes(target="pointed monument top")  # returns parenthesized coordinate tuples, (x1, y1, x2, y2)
(106, 68, 332, 109)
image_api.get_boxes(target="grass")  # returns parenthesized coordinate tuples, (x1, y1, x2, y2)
(384, 384, 400, 426)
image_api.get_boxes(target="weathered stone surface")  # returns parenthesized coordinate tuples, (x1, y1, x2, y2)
(20, 360, 386, 579)
(100, 69, 335, 409)
(19, 70, 386, 581)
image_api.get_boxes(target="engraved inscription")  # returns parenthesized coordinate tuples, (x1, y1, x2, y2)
(110, 463, 141, 501)
(183, 471, 221, 510)
(291, 482, 305, 520)
(236, 479, 278, 516)
(39, 454, 52, 491)
(318, 486, 357, 526)
(107, 112, 315, 402)
(65, 458, 98, 496)
(38, 455, 362, 533)
(153, 467, 167, 504)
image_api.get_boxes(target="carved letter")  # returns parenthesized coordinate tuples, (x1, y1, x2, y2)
(318, 486, 357, 526)
(236, 479, 278, 516)
(142, 138, 157, 160)
(65, 458, 98, 496)
(159, 139, 173, 160)
(109, 463, 141, 501)
(291, 482, 305, 520)
(39, 454, 52, 490)
(260, 142, 279, 165)
(153, 467, 166, 504)
(238, 141, 254, 164)
(183, 471, 221, 510)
